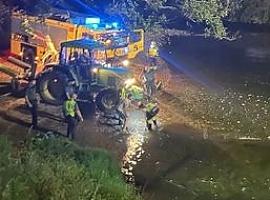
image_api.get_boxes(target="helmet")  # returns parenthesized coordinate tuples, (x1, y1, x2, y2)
(150, 41, 157, 48)
(151, 41, 157, 46)
(71, 93, 78, 99)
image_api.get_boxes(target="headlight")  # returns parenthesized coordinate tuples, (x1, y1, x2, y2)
(106, 40, 112, 45)
(124, 78, 136, 87)
(103, 63, 111, 68)
(92, 68, 98, 73)
(122, 60, 130, 67)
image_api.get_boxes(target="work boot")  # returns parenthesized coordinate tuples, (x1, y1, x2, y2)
(147, 123, 152, 131)
(153, 120, 158, 127)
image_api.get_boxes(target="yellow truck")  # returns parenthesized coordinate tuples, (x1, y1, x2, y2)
(10, 12, 144, 74)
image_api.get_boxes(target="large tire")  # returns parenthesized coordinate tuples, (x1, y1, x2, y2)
(78, 100, 95, 119)
(77, 92, 95, 119)
(37, 69, 70, 105)
(95, 88, 120, 113)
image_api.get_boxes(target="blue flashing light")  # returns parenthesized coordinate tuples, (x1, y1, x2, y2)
(92, 24, 99, 29)
(112, 22, 118, 28)
(105, 24, 112, 29)
(85, 17, 100, 24)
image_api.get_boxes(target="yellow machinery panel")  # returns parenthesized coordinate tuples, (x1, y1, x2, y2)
(128, 29, 144, 59)
(10, 39, 21, 56)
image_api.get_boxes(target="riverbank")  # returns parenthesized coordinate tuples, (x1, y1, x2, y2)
(0, 135, 141, 200)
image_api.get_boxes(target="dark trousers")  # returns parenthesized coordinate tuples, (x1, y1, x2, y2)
(29, 101, 38, 129)
(149, 57, 157, 66)
(146, 112, 157, 130)
(145, 80, 155, 97)
(66, 116, 78, 139)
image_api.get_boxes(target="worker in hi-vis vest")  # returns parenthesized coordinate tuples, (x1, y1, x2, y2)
(63, 93, 83, 139)
(148, 41, 159, 66)
(145, 100, 159, 131)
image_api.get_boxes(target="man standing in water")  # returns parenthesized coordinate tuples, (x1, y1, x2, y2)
(145, 100, 159, 131)
(63, 93, 84, 139)
(142, 65, 158, 97)
(25, 80, 39, 129)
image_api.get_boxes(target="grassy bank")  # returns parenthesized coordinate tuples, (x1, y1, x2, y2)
(0, 135, 141, 200)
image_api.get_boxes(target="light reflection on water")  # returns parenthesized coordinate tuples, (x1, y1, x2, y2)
(122, 109, 150, 182)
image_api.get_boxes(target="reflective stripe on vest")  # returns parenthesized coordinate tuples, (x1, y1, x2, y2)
(121, 87, 127, 100)
(129, 85, 144, 100)
(146, 103, 156, 113)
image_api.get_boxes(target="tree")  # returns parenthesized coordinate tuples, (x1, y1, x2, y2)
(106, 0, 231, 41)
(229, 0, 270, 24)
(106, 0, 168, 44)
(0, 1, 9, 26)
(182, 0, 229, 39)
(1, 0, 270, 42)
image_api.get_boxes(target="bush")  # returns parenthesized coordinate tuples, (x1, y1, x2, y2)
(0, 136, 141, 200)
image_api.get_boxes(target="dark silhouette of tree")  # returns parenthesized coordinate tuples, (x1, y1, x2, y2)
(0, 0, 269, 42)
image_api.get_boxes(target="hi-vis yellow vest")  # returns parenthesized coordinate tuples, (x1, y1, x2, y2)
(121, 87, 127, 100)
(146, 102, 156, 113)
(64, 99, 76, 117)
(148, 47, 159, 57)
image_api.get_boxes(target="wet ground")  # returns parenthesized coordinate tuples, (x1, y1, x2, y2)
(1, 32, 270, 199)
(0, 94, 127, 159)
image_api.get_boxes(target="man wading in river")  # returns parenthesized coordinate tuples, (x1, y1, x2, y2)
(145, 100, 159, 131)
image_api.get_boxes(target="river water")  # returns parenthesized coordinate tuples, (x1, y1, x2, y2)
(125, 32, 270, 200)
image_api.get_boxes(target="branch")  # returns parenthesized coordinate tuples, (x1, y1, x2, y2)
(158, 5, 180, 11)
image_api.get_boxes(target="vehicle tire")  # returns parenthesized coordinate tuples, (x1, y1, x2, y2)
(37, 69, 70, 105)
(78, 99, 95, 119)
(95, 88, 120, 113)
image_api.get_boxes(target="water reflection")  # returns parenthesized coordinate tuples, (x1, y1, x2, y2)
(122, 109, 150, 182)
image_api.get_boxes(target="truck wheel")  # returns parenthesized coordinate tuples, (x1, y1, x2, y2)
(38, 69, 70, 105)
(78, 100, 95, 119)
(77, 92, 95, 119)
(95, 88, 120, 113)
